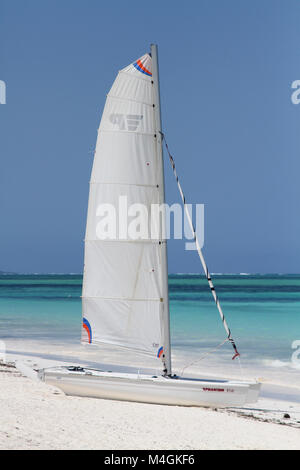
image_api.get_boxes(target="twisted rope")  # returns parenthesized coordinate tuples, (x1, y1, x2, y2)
(161, 132, 240, 360)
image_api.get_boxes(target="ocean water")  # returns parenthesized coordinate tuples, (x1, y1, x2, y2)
(0, 274, 300, 386)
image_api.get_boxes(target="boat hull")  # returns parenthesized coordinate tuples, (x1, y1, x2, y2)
(39, 367, 261, 408)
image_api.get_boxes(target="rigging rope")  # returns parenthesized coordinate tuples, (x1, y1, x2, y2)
(181, 338, 229, 377)
(161, 132, 240, 361)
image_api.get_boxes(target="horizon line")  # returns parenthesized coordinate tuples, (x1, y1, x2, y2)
(0, 271, 300, 276)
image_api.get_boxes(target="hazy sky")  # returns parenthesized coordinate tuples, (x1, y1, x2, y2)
(0, 0, 299, 273)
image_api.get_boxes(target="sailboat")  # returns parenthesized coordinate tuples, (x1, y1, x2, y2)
(39, 45, 261, 407)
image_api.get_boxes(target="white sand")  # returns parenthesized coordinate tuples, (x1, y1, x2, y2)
(0, 363, 299, 450)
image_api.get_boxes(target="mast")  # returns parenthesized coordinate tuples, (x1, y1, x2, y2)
(151, 44, 172, 376)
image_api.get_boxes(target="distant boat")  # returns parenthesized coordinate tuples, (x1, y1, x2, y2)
(39, 45, 260, 407)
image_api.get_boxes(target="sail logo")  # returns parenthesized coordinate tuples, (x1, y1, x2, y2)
(82, 317, 92, 344)
(0, 80, 6, 104)
(109, 114, 143, 131)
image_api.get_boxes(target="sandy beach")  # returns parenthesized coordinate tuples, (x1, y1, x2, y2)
(1, 362, 299, 450)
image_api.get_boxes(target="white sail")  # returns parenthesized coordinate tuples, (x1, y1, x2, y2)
(82, 50, 171, 372)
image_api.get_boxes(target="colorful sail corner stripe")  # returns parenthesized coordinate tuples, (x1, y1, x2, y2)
(157, 346, 164, 358)
(133, 59, 152, 76)
(83, 317, 92, 344)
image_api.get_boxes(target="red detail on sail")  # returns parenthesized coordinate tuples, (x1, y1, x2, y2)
(136, 59, 152, 76)
(83, 323, 91, 344)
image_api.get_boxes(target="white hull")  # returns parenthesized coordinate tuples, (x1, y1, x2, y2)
(39, 367, 261, 408)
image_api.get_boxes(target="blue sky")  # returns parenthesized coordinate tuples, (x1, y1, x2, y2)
(0, 0, 299, 273)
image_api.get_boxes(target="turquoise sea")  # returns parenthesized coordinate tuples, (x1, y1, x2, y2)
(0, 274, 300, 385)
